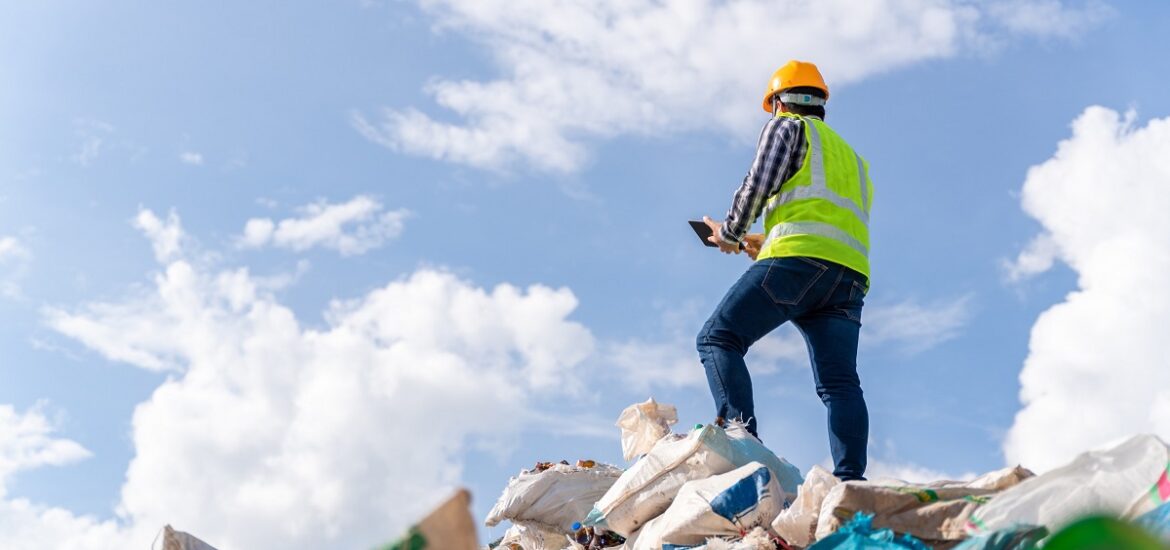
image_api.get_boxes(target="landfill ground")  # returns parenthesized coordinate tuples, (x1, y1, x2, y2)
(386, 398, 1170, 550)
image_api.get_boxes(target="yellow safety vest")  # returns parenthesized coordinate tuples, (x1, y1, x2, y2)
(757, 113, 873, 280)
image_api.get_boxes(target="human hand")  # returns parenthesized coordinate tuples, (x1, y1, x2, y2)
(742, 233, 765, 260)
(703, 216, 741, 255)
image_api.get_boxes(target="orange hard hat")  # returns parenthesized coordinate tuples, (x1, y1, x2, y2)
(761, 60, 829, 113)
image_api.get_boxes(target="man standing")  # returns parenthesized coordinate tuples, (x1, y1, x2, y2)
(698, 60, 873, 481)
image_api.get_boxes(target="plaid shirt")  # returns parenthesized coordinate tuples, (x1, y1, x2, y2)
(718, 115, 813, 245)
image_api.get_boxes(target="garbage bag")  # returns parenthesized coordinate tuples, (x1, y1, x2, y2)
(486, 462, 624, 533)
(771, 465, 840, 547)
(1041, 516, 1165, 550)
(967, 434, 1170, 535)
(585, 424, 801, 537)
(497, 523, 570, 550)
(807, 513, 930, 550)
(815, 466, 1034, 542)
(631, 462, 784, 550)
(723, 421, 802, 496)
(951, 525, 1047, 550)
(679, 527, 778, 550)
(617, 398, 678, 461)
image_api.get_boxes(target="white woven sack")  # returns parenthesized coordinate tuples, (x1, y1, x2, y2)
(633, 462, 784, 550)
(770, 464, 839, 547)
(585, 427, 737, 536)
(617, 398, 678, 461)
(486, 462, 624, 533)
(968, 434, 1170, 534)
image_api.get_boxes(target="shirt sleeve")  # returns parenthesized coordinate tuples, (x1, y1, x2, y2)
(719, 117, 804, 244)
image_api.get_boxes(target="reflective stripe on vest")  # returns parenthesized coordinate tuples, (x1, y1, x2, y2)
(765, 221, 868, 257)
(758, 115, 872, 278)
(764, 122, 869, 226)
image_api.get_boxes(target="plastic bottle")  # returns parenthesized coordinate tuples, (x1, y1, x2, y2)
(571, 522, 593, 546)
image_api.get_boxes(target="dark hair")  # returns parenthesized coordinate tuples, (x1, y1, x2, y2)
(779, 86, 826, 120)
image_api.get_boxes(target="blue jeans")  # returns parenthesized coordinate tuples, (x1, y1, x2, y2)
(697, 256, 869, 480)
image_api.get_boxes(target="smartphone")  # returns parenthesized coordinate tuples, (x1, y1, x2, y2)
(689, 220, 717, 247)
(689, 220, 744, 249)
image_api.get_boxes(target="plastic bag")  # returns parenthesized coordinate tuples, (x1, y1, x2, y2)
(617, 398, 678, 461)
(632, 462, 784, 549)
(815, 465, 1034, 542)
(497, 523, 570, 550)
(771, 465, 839, 547)
(967, 434, 1170, 535)
(952, 525, 1048, 550)
(723, 422, 802, 496)
(688, 527, 778, 550)
(486, 462, 624, 533)
(585, 424, 801, 537)
(807, 513, 930, 550)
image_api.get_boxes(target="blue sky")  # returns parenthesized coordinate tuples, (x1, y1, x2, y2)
(2, 1, 1170, 548)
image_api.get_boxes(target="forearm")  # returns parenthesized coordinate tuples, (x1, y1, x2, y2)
(719, 175, 764, 244)
(719, 117, 796, 244)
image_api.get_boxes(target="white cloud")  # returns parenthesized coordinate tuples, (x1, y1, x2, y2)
(1004, 107, 1170, 473)
(0, 405, 122, 548)
(238, 195, 409, 256)
(25, 209, 596, 548)
(0, 403, 91, 490)
(133, 209, 184, 263)
(862, 295, 973, 354)
(988, 0, 1113, 39)
(179, 152, 204, 165)
(357, 0, 1107, 172)
(0, 237, 28, 264)
(607, 339, 707, 391)
(1003, 232, 1059, 281)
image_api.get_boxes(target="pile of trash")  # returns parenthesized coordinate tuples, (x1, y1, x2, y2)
(477, 398, 1170, 550)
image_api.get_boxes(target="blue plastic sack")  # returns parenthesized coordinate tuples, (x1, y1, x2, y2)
(952, 525, 1048, 550)
(806, 513, 930, 550)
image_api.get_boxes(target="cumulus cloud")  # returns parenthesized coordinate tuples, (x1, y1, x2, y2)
(132, 209, 185, 263)
(239, 195, 409, 256)
(0, 403, 126, 550)
(1004, 107, 1170, 472)
(27, 209, 597, 548)
(357, 0, 1108, 172)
